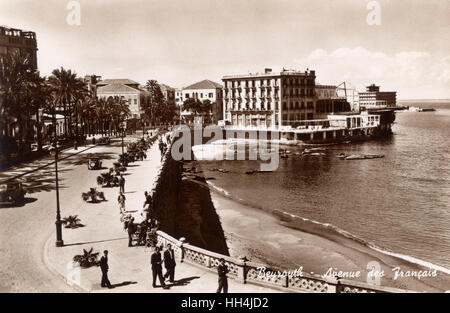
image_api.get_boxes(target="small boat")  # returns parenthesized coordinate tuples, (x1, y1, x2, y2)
(364, 154, 385, 159)
(304, 152, 325, 156)
(309, 147, 326, 152)
(342, 154, 385, 160)
(245, 170, 256, 175)
(345, 154, 366, 160)
(337, 153, 347, 159)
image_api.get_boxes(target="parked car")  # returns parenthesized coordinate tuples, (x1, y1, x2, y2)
(87, 158, 102, 170)
(0, 180, 26, 204)
(98, 137, 110, 145)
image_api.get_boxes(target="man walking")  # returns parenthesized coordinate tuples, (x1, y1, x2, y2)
(163, 244, 176, 283)
(100, 250, 112, 288)
(119, 174, 125, 194)
(127, 217, 135, 247)
(143, 191, 153, 219)
(151, 246, 167, 289)
(216, 258, 229, 293)
(117, 191, 126, 214)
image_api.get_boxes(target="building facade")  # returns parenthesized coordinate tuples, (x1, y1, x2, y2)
(96, 79, 148, 119)
(222, 69, 317, 128)
(315, 85, 351, 119)
(358, 84, 396, 110)
(181, 79, 223, 123)
(0, 26, 38, 69)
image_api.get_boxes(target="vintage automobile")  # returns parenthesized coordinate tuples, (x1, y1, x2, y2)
(87, 158, 102, 170)
(97, 171, 119, 187)
(97, 136, 110, 145)
(81, 187, 106, 203)
(0, 180, 26, 204)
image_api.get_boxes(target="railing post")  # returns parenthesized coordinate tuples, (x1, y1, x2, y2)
(204, 255, 211, 268)
(178, 237, 187, 263)
(237, 256, 248, 284)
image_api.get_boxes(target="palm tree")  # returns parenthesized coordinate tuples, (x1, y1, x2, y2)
(144, 80, 165, 126)
(0, 51, 37, 157)
(48, 67, 82, 139)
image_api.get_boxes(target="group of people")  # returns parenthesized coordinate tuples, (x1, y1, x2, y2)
(100, 246, 230, 292)
(148, 244, 176, 289)
(119, 190, 158, 248)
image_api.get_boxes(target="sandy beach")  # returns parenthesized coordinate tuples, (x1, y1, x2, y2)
(207, 185, 450, 292)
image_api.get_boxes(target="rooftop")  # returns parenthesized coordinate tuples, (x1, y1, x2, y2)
(97, 79, 140, 86)
(97, 83, 140, 93)
(184, 79, 222, 90)
(223, 69, 315, 80)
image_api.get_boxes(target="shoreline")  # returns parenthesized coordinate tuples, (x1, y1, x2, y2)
(205, 180, 450, 292)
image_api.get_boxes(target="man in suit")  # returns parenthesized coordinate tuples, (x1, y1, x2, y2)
(99, 250, 112, 288)
(151, 246, 167, 289)
(163, 243, 176, 283)
(127, 217, 135, 247)
(216, 258, 229, 293)
(119, 174, 125, 194)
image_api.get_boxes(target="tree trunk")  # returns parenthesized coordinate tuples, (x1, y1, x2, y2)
(35, 109, 42, 152)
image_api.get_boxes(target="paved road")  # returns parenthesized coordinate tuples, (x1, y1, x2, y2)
(0, 139, 131, 292)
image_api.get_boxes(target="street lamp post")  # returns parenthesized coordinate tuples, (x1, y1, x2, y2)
(121, 127, 124, 155)
(53, 131, 64, 247)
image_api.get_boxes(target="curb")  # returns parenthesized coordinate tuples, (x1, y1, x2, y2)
(42, 232, 91, 293)
(1, 144, 97, 184)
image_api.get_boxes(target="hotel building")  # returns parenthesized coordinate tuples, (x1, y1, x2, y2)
(222, 68, 317, 128)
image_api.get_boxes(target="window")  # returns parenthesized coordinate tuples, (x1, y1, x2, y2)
(134, 99, 137, 105)
(209, 93, 213, 98)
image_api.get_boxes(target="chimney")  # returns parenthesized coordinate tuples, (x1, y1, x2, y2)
(264, 68, 272, 74)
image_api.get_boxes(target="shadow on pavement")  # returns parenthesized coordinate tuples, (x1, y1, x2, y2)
(169, 276, 200, 287)
(111, 281, 138, 288)
(0, 197, 38, 209)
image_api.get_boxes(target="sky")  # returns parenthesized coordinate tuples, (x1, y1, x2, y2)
(1, 0, 449, 99)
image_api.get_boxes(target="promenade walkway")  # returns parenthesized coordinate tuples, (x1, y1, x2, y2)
(45, 140, 278, 293)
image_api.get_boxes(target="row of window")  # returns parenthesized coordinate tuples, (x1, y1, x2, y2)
(184, 92, 215, 100)
(282, 101, 314, 110)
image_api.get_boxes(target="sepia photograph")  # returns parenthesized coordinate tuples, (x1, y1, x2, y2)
(0, 0, 449, 305)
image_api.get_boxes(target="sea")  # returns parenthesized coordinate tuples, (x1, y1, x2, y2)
(194, 100, 450, 273)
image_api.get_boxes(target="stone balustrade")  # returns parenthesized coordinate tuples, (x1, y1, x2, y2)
(155, 230, 412, 293)
(151, 132, 412, 294)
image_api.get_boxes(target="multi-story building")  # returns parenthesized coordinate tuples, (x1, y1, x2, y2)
(358, 84, 396, 111)
(0, 26, 38, 69)
(222, 68, 316, 128)
(181, 79, 223, 123)
(96, 79, 148, 119)
(315, 85, 351, 119)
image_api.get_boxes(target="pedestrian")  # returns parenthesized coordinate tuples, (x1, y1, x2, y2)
(138, 220, 148, 246)
(117, 191, 126, 214)
(100, 250, 112, 288)
(143, 191, 153, 218)
(151, 246, 168, 289)
(127, 217, 135, 247)
(216, 258, 229, 293)
(163, 243, 176, 283)
(119, 174, 125, 194)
